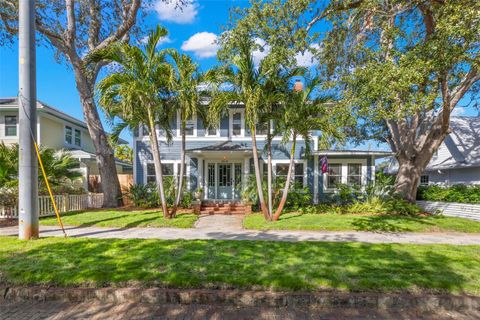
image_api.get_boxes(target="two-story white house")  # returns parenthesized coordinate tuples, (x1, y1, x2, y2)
(133, 104, 391, 203)
(0, 98, 132, 190)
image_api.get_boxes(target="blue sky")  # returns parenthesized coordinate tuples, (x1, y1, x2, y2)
(0, 0, 478, 147)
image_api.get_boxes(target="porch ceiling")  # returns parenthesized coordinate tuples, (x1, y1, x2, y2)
(186, 141, 252, 155)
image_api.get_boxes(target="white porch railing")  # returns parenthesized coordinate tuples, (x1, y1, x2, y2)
(0, 193, 104, 219)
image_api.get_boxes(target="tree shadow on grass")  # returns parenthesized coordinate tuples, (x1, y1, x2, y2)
(351, 215, 435, 233)
(0, 237, 476, 295)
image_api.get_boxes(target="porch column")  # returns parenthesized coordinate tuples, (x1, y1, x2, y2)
(243, 156, 249, 191)
(314, 155, 319, 204)
(198, 156, 204, 190)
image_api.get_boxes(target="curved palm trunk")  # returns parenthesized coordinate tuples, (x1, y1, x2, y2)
(250, 125, 270, 220)
(172, 123, 186, 218)
(147, 109, 170, 218)
(266, 123, 273, 216)
(273, 133, 296, 221)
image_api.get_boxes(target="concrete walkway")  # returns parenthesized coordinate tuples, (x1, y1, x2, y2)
(1, 214, 480, 244)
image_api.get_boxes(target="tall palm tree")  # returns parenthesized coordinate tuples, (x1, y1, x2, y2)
(165, 50, 204, 217)
(88, 26, 174, 218)
(207, 40, 272, 220)
(272, 74, 347, 220)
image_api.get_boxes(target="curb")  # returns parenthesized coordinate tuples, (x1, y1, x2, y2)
(2, 286, 480, 311)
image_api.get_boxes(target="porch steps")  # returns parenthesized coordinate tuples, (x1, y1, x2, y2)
(199, 202, 249, 215)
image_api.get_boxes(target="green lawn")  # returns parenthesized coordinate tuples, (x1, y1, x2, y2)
(243, 213, 480, 233)
(0, 236, 479, 294)
(40, 209, 198, 229)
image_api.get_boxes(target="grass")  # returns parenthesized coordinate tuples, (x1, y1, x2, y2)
(243, 212, 480, 233)
(0, 236, 479, 294)
(40, 209, 198, 229)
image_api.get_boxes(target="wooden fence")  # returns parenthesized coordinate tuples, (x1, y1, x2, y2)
(417, 200, 480, 221)
(0, 193, 104, 219)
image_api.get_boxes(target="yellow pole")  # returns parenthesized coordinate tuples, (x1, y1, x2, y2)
(33, 142, 67, 237)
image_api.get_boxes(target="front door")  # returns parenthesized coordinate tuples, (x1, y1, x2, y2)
(218, 163, 232, 199)
(206, 162, 242, 200)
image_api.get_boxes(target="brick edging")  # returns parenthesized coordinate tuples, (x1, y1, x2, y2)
(2, 286, 479, 311)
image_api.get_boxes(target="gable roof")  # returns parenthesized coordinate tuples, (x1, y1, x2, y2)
(0, 97, 128, 145)
(386, 116, 480, 173)
(425, 116, 480, 170)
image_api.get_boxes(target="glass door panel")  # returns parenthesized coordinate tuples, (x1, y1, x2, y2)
(218, 163, 232, 199)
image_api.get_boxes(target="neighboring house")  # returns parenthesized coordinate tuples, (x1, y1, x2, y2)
(386, 116, 480, 186)
(0, 98, 132, 190)
(133, 105, 391, 203)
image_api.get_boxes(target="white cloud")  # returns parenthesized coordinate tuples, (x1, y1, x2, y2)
(452, 106, 465, 116)
(181, 32, 220, 58)
(252, 38, 270, 65)
(295, 44, 320, 67)
(154, 0, 198, 24)
(139, 35, 173, 47)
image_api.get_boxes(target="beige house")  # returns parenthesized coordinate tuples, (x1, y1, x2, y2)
(0, 98, 132, 190)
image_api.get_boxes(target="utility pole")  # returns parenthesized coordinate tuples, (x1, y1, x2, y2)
(18, 0, 39, 240)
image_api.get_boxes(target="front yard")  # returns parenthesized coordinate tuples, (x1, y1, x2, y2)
(40, 209, 198, 229)
(244, 212, 480, 233)
(0, 236, 479, 294)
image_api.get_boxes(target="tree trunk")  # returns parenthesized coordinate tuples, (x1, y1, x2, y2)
(273, 134, 296, 221)
(73, 68, 122, 207)
(267, 122, 273, 216)
(147, 110, 170, 218)
(250, 126, 270, 220)
(172, 123, 186, 218)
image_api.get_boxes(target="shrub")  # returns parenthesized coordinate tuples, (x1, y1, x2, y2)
(126, 183, 160, 208)
(417, 184, 480, 204)
(180, 191, 193, 208)
(384, 198, 422, 215)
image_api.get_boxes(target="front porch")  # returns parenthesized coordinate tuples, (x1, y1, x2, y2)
(188, 141, 252, 202)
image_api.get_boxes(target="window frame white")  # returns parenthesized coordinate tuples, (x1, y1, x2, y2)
(420, 175, 429, 186)
(177, 111, 197, 137)
(265, 159, 308, 188)
(346, 163, 362, 187)
(229, 108, 245, 138)
(205, 120, 220, 138)
(144, 160, 186, 185)
(4, 115, 18, 137)
(323, 159, 367, 192)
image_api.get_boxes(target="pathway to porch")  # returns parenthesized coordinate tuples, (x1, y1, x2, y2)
(2, 214, 480, 244)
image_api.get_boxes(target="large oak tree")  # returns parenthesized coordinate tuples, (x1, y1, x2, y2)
(0, 0, 184, 207)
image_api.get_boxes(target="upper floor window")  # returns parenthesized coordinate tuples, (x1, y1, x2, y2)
(74, 129, 81, 146)
(347, 163, 362, 186)
(231, 111, 242, 136)
(327, 163, 342, 189)
(4, 116, 17, 137)
(256, 122, 269, 136)
(65, 126, 73, 144)
(185, 115, 196, 136)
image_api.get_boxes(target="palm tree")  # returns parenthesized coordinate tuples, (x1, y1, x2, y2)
(165, 50, 204, 217)
(0, 142, 82, 189)
(207, 40, 272, 220)
(88, 26, 174, 218)
(272, 74, 347, 220)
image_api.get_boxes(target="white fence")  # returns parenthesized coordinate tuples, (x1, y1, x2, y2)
(0, 193, 104, 219)
(417, 200, 480, 221)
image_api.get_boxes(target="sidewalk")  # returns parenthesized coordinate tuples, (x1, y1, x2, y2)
(2, 215, 480, 245)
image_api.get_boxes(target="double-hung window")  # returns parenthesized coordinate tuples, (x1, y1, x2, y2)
(65, 126, 73, 144)
(420, 175, 429, 186)
(231, 111, 242, 136)
(293, 163, 304, 187)
(327, 164, 342, 189)
(74, 129, 81, 146)
(185, 115, 195, 136)
(347, 163, 362, 186)
(274, 163, 305, 188)
(256, 122, 268, 135)
(4, 116, 17, 136)
(146, 163, 175, 184)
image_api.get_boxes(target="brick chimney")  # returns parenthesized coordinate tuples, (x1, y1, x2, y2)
(293, 79, 303, 92)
